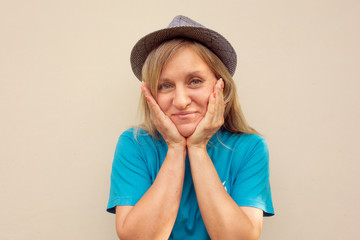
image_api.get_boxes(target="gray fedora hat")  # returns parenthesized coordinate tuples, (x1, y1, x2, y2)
(130, 15, 237, 81)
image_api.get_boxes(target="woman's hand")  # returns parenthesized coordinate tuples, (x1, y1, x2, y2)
(141, 82, 186, 149)
(187, 78, 225, 149)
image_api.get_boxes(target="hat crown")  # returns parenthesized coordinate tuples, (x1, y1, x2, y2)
(167, 15, 205, 28)
(130, 15, 237, 80)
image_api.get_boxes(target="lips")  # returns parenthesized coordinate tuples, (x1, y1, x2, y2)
(172, 111, 198, 120)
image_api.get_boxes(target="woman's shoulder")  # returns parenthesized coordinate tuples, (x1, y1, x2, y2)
(118, 127, 149, 142)
(217, 130, 268, 154)
(115, 127, 167, 161)
(120, 127, 148, 137)
(218, 131, 269, 168)
(118, 127, 165, 147)
(220, 129, 266, 145)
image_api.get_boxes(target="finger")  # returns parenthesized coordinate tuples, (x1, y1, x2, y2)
(218, 78, 225, 113)
(214, 79, 225, 125)
(143, 92, 175, 137)
(141, 83, 181, 135)
(146, 95, 167, 123)
(203, 78, 223, 123)
(140, 82, 165, 117)
(140, 81, 155, 101)
(140, 82, 167, 122)
(219, 79, 225, 121)
(207, 85, 217, 117)
(140, 83, 185, 145)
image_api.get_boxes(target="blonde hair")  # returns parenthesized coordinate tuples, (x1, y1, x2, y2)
(138, 38, 259, 138)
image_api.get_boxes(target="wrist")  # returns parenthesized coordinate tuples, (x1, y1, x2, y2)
(167, 143, 187, 152)
(187, 143, 208, 153)
(167, 144, 187, 161)
(187, 145, 209, 164)
(186, 137, 209, 151)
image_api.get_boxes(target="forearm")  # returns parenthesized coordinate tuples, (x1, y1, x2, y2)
(117, 146, 186, 240)
(188, 147, 260, 240)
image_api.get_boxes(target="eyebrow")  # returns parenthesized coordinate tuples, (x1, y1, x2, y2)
(159, 70, 205, 82)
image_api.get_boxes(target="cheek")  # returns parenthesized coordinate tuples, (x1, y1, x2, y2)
(156, 95, 170, 112)
(194, 89, 212, 109)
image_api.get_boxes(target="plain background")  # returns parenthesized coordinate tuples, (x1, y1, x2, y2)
(1, 0, 359, 239)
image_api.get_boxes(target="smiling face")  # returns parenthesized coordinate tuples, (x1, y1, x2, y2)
(156, 46, 217, 137)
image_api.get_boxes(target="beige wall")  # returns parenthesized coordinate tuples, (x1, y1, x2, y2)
(1, 0, 359, 239)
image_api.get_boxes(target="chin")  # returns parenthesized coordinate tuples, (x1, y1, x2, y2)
(177, 126, 196, 138)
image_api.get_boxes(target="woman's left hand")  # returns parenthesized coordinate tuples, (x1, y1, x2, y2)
(187, 78, 225, 149)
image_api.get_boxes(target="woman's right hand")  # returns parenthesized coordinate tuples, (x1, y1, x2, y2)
(141, 82, 186, 149)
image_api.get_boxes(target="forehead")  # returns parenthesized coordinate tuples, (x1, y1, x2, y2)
(160, 46, 212, 79)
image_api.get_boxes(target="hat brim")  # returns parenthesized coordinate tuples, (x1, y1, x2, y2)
(130, 26, 237, 81)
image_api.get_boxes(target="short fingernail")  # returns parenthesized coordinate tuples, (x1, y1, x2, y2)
(145, 96, 150, 102)
(219, 78, 224, 89)
(217, 79, 221, 88)
(213, 92, 217, 98)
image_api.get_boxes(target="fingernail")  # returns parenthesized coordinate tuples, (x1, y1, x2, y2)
(218, 78, 223, 88)
(145, 96, 150, 102)
(213, 92, 216, 98)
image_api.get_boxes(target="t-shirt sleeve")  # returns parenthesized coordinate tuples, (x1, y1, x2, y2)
(106, 130, 152, 214)
(231, 135, 274, 216)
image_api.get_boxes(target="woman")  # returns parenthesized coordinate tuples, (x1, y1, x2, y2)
(107, 15, 274, 240)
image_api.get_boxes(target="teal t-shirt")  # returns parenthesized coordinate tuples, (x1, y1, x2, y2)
(107, 128, 274, 239)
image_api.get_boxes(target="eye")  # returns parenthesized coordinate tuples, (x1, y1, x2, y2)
(189, 78, 202, 87)
(158, 82, 173, 91)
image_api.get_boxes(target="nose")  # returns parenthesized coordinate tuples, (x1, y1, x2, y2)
(172, 87, 191, 109)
